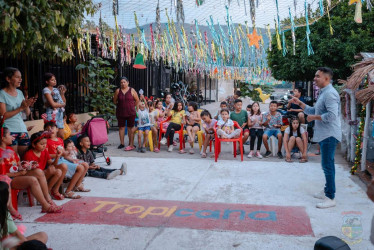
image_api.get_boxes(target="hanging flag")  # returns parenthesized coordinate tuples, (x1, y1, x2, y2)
(265, 24, 272, 52)
(249, 0, 256, 27)
(349, 0, 362, 24)
(305, 0, 314, 55)
(289, 7, 296, 55)
(282, 31, 287, 56)
(319, 0, 324, 16)
(275, 19, 282, 51)
(196, 0, 205, 6)
(326, 4, 334, 35)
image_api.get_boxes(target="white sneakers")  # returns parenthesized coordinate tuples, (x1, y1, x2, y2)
(107, 170, 121, 180)
(247, 151, 263, 159)
(160, 137, 167, 145)
(313, 190, 325, 199)
(316, 197, 336, 209)
(168, 145, 173, 152)
(255, 152, 263, 159)
(120, 163, 127, 175)
(314, 190, 336, 208)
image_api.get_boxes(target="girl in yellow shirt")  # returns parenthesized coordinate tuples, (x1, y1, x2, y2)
(160, 101, 185, 153)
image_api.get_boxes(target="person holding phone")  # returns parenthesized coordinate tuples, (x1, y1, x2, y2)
(0, 67, 36, 158)
(287, 87, 306, 123)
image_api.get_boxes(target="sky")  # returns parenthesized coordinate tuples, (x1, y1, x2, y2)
(85, 0, 319, 29)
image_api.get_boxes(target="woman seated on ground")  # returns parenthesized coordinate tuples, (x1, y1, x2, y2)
(64, 113, 82, 144)
(283, 117, 308, 163)
(0, 127, 62, 213)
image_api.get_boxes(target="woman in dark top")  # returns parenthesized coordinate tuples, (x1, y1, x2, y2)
(113, 77, 139, 151)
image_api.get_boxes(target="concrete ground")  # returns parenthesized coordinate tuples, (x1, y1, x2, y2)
(16, 95, 374, 250)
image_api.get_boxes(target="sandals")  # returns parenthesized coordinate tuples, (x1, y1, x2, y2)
(11, 210, 23, 221)
(124, 146, 135, 151)
(201, 153, 207, 158)
(179, 149, 187, 154)
(42, 205, 63, 213)
(285, 158, 293, 163)
(74, 185, 91, 192)
(47, 200, 63, 211)
(299, 158, 308, 163)
(51, 191, 65, 200)
(64, 191, 81, 199)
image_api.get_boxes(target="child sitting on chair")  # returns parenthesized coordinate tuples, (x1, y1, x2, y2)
(214, 101, 228, 120)
(262, 101, 283, 159)
(185, 102, 201, 154)
(24, 131, 66, 200)
(200, 110, 216, 158)
(77, 135, 126, 180)
(135, 95, 152, 153)
(283, 117, 308, 163)
(148, 100, 160, 153)
(160, 101, 185, 153)
(45, 122, 88, 199)
(217, 108, 241, 139)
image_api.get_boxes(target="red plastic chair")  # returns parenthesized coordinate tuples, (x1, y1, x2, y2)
(158, 116, 185, 150)
(11, 188, 33, 211)
(213, 121, 243, 162)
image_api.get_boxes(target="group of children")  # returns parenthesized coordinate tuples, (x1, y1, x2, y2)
(131, 96, 308, 163)
(0, 121, 126, 221)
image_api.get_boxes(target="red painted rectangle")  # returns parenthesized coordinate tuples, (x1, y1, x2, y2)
(36, 197, 313, 236)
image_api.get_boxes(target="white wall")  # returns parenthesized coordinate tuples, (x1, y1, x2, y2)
(217, 79, 235, 101)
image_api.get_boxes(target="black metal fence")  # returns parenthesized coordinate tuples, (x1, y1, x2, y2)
(0, 39, 215, 120)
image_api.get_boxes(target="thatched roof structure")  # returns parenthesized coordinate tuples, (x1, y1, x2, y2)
(344, 52, 374, 105)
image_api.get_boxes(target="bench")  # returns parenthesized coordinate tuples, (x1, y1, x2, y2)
(25, 112, 98, 136)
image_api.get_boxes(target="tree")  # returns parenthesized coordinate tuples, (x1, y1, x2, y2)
(0, 0, 97, 61)
(267, 1, 374, 82)
(76, 57, 116, 116)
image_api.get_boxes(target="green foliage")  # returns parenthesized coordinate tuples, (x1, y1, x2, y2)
(76, 57, 116, 116)
(0, 0, 97, 61)
(268, 0, 374, 82)
(239, 82, 274, 102)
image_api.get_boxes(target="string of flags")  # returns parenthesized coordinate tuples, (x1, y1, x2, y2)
(75, 0, 373, 81)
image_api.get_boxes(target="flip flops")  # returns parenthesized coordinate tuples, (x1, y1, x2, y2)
(125, 145, 135, 151)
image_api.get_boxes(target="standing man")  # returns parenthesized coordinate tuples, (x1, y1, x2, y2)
(290, 67, 341, 209)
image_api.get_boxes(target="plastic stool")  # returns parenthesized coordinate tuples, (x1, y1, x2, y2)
(11, 188, 33, 211)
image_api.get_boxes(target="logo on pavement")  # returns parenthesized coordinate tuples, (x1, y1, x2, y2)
(37, 197, 314, 236)
(341, 211, 363, 245)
